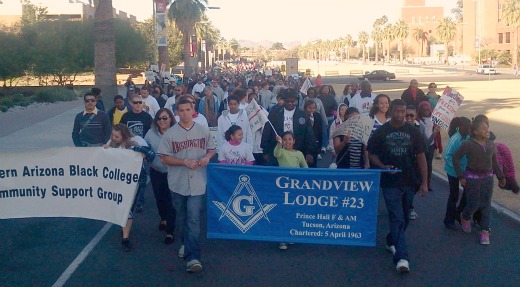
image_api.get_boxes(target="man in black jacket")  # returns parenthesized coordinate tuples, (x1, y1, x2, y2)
(400, 79, 428, 109)
(261, 88, 316, 166)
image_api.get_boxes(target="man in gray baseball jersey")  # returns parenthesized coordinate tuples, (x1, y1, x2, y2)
(158, 97, 216, 273)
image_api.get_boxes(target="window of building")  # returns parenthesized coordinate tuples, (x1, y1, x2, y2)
(418, 16, 422, 23)
(498, 33, 503, 44)
(429, 30, 432, 33)
(506, 32, 511, 43)
(432, 16, 436, 22)
(426, 16, 429, 23)
(412, 16, 415, 23)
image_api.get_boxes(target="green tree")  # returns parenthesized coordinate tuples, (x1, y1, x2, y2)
(169, 0, 207, 76)
(28, 21, 94, 86)
(358, 31, 369, 62)
(413, 28, 428, 57)
(20, 0, 48, 27)
(229, 38, 240, 56)
(114, 20, 148, 68)
(0, 31, 29, 87)
(436, 17, 457, 63)
(271, 42, 285, 50)
(502, 0, 520, 65)
(94, 0, 117, 107)
(394, 19, 409, 64)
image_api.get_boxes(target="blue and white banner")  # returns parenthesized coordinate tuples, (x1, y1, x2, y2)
(207, 164, 382, 246)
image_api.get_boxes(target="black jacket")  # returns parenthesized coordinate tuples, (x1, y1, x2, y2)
(261, 107, 317, 156)
(401, 87, 428, 109)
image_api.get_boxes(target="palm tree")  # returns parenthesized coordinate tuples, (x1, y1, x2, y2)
(358, 31, 369, 62)
(344, 34, 353, 60)
(502, 0, 520, 66)
(228, 38, 240, 57)
(94, 0, 117, 107)
(169, 0, 207, 76)
(436, 17, 457, 64)
(382, 24, 395, 62)
(413, 28, 428, 57)
(394, 19, 409, 64)
(372, 16, 388, 63)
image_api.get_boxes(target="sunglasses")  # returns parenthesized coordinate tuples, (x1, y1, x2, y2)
(405, 114, 415, 118)
(132, 101, 143, 104)
(157, 116, 169, 121)
(175, 89, 182, 91)
(84, 99, 96, 103)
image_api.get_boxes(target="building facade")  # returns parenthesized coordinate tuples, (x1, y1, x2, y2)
(462, 0, 517, 62)
(0, 0, 137, 27)
(401, 0, 444, 57)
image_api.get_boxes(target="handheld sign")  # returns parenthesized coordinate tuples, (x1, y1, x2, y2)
(431, 87, 464, 131)
(331, 115, 375, 145)
(144, 71, 155, 82)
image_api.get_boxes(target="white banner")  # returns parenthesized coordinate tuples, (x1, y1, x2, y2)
(246, 100, 269, 132)
(431, 87, 464, 131)
(300, 78, 312, 95)
(0, 147, 143, 227)
(331, 115, 375, 145)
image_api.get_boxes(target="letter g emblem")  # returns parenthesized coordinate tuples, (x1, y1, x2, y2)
(232, 195, 255, 216)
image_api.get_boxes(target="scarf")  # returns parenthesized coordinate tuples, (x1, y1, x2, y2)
(204, 95, 217, 127)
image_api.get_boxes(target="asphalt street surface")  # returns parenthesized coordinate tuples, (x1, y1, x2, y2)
(1, 83, 520, 287)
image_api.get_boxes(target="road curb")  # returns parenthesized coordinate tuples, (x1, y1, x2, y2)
(433, 170, 520, 224)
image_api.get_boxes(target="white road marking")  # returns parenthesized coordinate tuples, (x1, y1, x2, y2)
(52, 223, 112, 287)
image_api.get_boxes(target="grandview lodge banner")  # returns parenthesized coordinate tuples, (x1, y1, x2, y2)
(207, 164, 382, 246)
(0, 147, 143, 227)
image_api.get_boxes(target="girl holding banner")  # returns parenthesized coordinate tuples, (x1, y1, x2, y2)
(105, 124, 156, 252)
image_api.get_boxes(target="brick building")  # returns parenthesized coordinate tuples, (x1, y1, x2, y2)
(400, 0, 444, 57)
(462, 0, 517, 63)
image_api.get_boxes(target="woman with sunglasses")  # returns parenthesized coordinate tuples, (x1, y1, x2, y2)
(145, 108, 177, 245)
(426, 82, 443, 159)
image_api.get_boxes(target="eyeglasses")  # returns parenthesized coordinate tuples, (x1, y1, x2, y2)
(132, 101, 143, 105)
(84, 99, 97, 103)
(405, 114, 415, 118)
(157, 116, 169, 121)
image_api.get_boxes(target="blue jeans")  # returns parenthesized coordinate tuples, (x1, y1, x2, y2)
(383, 186, 415, 264)
(461, 176, 494, 231)
(173, 193, 203, 262)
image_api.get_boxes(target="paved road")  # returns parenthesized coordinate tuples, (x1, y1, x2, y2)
(1, 88, 520, 287)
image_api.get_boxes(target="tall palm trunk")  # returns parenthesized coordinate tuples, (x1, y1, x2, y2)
(94, 0, 117, 108)
(399, 40, 404, 64)
(183, 24, 195, 77)
(375, 44, 379, 63)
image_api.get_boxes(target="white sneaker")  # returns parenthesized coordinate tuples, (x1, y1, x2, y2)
(178, 245, 184, 258)
(409, 209, 418, 220)
(396, 259, 410, 273)
(321, 147, 327, 153)
(386, 244, 396, 255)
(186, 259, 202, 273)
(279, 242, 288, 250)
(317, 154, 323, 160)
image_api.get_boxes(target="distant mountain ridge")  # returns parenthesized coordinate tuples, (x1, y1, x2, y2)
(237, 39, 301, 49)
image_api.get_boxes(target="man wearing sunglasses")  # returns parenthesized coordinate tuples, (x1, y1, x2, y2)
(120, 94, 153, 138)
(72, 92, 111, 147)
(164, 84, 186, 114)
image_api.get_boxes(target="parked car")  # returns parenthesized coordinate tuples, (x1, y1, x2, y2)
(476, 64, 498, 74)
(358, 70, 396, 81)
